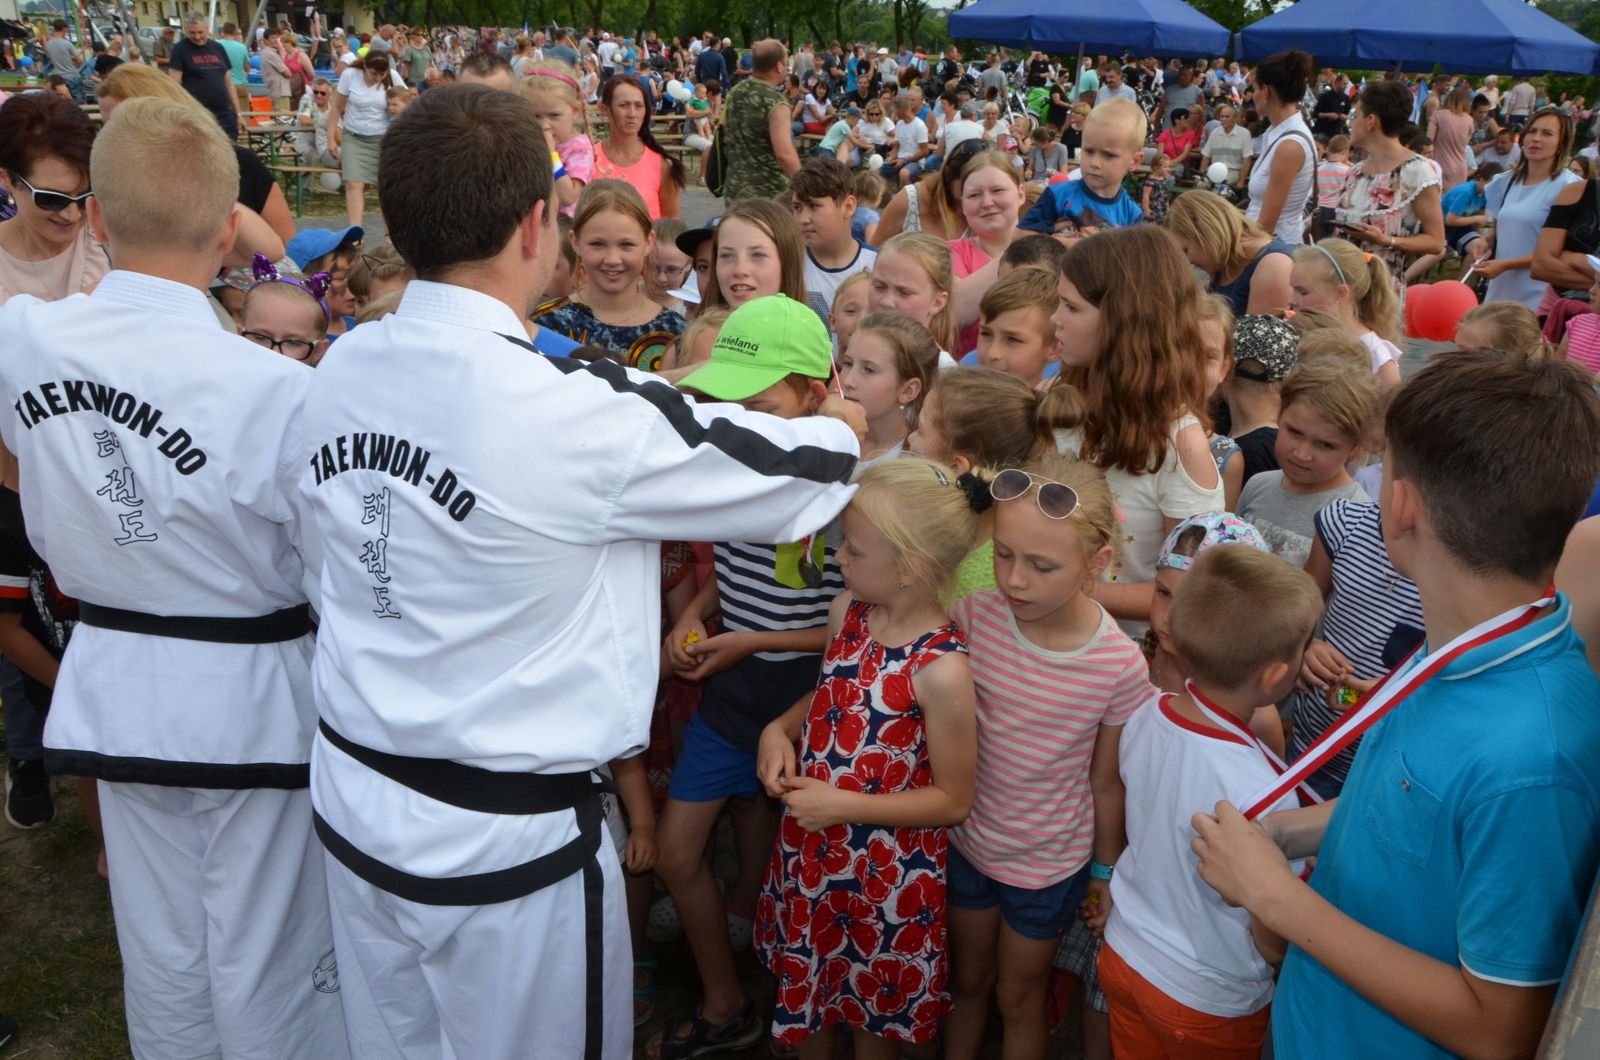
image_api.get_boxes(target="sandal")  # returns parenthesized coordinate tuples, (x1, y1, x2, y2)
(633, 956, 658, 1027)
(649, 996, 763, 1059)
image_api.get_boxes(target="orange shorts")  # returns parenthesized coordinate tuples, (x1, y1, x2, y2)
(1097, 943, 1270, 1060)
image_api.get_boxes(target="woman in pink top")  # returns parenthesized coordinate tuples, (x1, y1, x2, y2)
(947, 150, 1027, 357)
(1429, 85, 1476, 190)
(593, 75, 683, 219)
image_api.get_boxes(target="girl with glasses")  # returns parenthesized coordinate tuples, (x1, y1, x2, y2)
(240, 255, 333, 367)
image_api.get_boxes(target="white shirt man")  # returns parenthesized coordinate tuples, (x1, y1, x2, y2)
(300, 84, 860, 1058)
(0, 97, 346, 1059)
(597, 35, 619, 71)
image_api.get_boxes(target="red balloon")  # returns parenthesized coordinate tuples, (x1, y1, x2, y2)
(1405, 280, 1479, 342)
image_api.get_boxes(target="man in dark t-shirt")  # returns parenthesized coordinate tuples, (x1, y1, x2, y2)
(1313, 80, 1352, 139)
(168, 15, 239, 138)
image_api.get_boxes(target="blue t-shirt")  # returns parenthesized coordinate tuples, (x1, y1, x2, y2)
(1440, 180, 1487, 221)
(850, 206, 881, 245)
(1018, 180, 1144, 234)
(1272, 594, 1600, 1059)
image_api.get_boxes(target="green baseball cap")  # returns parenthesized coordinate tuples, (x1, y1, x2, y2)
(677, 295, 832, 401)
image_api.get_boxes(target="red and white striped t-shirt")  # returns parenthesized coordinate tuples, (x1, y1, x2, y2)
(949, 589, 1155, 888)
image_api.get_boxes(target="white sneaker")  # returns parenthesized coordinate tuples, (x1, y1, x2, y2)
(646, 895, 683, 943)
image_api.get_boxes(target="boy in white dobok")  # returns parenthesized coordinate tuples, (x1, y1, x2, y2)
(299, 85, 865, 1059)
(0, 98, 346, 1059)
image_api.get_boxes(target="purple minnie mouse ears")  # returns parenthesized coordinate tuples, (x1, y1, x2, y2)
(248, 253, 333, 323)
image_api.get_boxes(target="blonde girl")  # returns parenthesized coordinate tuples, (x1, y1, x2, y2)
(869, 232, 958, 357)
(945, 452, 1152, 1060)
(949, 151, 1029, 349)
(700, 199, 810, 312)
(1456, 300, 1560, 360)
(829, 271, 871, 355)
(756, 458, 979, 1058)
(1167, 188, 1294, 316)
(530, 180, 686, 371)
(1288, 237, 1404, 386)
(907, 366, 1076, 605)
(838, 313, 941, 465)
(1196, 294, 1245, 511)
(1047, 224, 1223, 625)
(520, 59, 594, 215)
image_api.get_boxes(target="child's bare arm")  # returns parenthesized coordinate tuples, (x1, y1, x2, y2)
(609, 753, 657, 873)
(1082, 721, 1126, 933)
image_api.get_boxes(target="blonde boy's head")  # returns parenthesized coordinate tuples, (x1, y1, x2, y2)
(1278, 357, 1383, 448)
(1084, 97, 1148, 155)
(978, 265, 1056, 343)
(91, 97, 238, 254)
(1170, 545, 1322, 692)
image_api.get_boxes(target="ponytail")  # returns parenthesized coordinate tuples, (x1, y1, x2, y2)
(1295, 238, 1399, 342)
(1357, 252, 1400, 343)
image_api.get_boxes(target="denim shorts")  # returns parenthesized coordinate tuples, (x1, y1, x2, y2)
(947, 845, 1090, 941)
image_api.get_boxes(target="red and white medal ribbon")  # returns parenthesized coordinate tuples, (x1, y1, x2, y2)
(1184, 681, 1324, 811)
(1234, 591, 1555, 821)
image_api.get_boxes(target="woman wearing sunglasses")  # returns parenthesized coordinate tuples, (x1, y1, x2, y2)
(0, 92, 108, 305)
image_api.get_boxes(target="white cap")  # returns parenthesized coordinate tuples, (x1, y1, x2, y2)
(667, 271, 701, 306)
(721, 37, 731, 47)
(877, 47, 888, 55)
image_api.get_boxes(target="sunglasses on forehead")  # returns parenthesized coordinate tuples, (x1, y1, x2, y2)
(989, 468, 1080, 520)
(10, 173, 91, 213)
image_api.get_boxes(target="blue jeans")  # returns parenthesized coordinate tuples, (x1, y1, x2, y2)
(0, 656, 44, 761)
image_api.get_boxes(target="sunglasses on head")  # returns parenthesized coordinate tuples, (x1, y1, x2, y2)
(990, 468, 1081, 520)
(10, 173, 91, 213)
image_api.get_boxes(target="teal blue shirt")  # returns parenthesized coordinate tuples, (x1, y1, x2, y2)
(1272, 594, 1600, 1058)
(218, 36, 249, 85)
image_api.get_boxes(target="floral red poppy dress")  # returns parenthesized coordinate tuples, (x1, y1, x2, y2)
(756, 599, 967, 1046)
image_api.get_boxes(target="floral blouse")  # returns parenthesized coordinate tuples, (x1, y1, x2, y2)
(1334, 155, 1439, 295)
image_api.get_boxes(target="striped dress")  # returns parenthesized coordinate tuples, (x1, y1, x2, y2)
(949, 590, 1154, 889)
(1286, 500, 1425, 791)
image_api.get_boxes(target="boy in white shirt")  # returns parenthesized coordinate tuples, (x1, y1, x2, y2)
(882, 93, 930, 186)
(1099, 544, 1323, 1059)
(790, 156, 877, 312)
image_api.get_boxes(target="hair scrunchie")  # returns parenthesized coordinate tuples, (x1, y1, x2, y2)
(956, 471, 993, 514)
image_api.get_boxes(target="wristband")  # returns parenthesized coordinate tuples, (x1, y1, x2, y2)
(1089, 860, 1114, 881)
(550, 149, 568, 181)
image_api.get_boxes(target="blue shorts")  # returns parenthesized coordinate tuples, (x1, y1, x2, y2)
(903, 155, 943, 181)
(947, 845, 1090, 941)
(666, 715, 762, 803)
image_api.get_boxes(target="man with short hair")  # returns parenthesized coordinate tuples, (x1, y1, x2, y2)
(545, 27, 578, 65)
(302, 83, 859, 1059)
(597, 31, 619, 79)
(368, 23, 396, 53)
(151, 25, 176, 69)
(169, 13, 240, 138)
(978, 52, 1007, 99)
(1159, 63, 1203, 132)
(695, 35, 728, 94)
(723, 38, 801, 200)
(215, 22, 250, 115)
(0, 94, 349, 1060)
(42, 21, 84, 101)
(458, 51, 515, 92)
(1096, 63, 1137, 106)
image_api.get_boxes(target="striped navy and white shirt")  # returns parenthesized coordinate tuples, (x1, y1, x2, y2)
(712, 539, 842, 663)
(1288, 500, 1424, 787)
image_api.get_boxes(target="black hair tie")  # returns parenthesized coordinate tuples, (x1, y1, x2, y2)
(956, 471, 993, 514)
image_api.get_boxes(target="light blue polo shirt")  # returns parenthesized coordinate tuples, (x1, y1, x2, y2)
(1272, 594, 1600, 1059)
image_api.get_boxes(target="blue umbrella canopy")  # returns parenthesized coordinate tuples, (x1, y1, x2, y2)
(1236, 0, 1600, 76)
(948, 0, 1231, 59)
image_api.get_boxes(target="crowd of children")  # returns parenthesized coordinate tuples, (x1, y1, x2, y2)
(10, 66, 1600, 1060)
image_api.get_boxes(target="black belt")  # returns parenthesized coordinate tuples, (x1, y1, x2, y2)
(78, 602, 311, 644)
(317, 720, 598, 816)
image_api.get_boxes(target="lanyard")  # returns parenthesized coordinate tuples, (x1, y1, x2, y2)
(1184, 682, 1323, 811)
(1236, 591, 1554, 820)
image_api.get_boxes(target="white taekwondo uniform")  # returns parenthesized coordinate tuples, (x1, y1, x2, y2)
(0, 271, 348, 1060)
(300, 281, 859, 1060)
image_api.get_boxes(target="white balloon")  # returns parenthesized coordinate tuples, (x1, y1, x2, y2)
(318, 171, 342, 192)
(1206, 162, 1228, 185)
(868, 153, 883, 170)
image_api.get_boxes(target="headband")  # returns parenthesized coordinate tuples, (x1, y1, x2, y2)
(1308, 241, 1346, 286)
(527, 68, 579, 89)
(249, 253, 332, 324)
